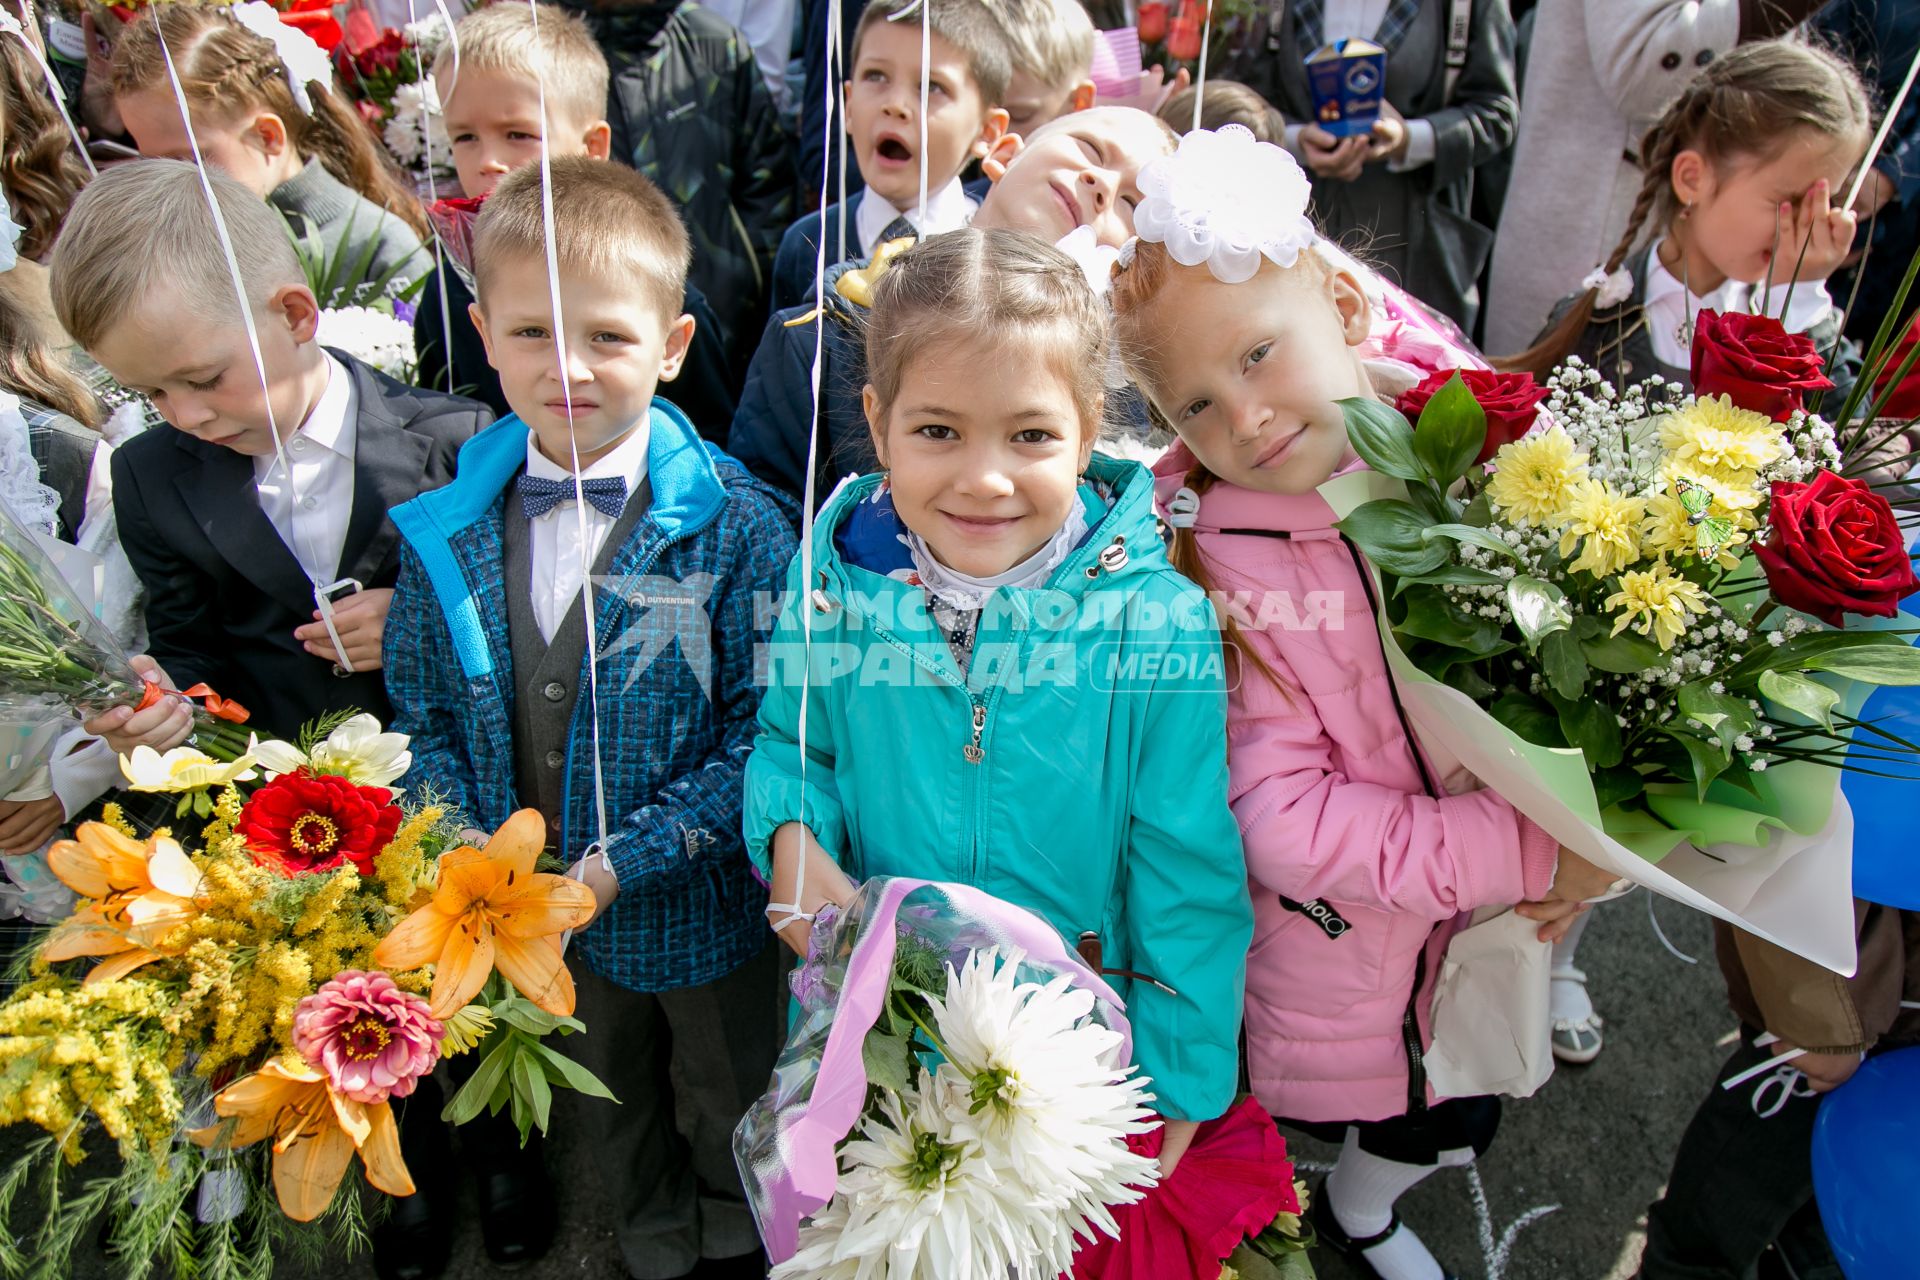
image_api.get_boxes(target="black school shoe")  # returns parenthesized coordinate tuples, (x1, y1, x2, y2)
(476, 1158, 556, 1268)
(692, 1247, 769, 1279)
(1309, 1177, 1459, 1280)
(371, 1184, 452, 1280)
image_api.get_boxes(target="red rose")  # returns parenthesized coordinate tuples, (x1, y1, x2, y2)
(1396, 367, 1548, 464)
(1871, 314, 1920, 419)
(1690, 308, 1833, 423)
(237, 769, 403, 876)
(1754, 469, 1920, 626)
(1166, 14, 1201, 61)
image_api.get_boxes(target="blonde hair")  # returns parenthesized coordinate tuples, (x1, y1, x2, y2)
(854, 0, 1014, 106)
(435, 3, 608, 132)
(112, 6, 429, 241)
(1157, 81, 1286, 143)
(993, 0, 1094, 93)
(865, 227, 1108, 434)
(0, 38, 89, 260)
(473, 156, 690, 320)
(49, 159, 304, 351)
(0, 288, 100, 429)
(1500, 39, 1870, 377)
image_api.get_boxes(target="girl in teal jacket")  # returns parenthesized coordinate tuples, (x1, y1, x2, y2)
(742, 229, 1252, 1154)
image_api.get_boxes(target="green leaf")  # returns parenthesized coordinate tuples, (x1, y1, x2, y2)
(1334, 500, 1451, 576)
(1758, 669, 1841, 729)
(1442, 662, 1497, 701)
(1406, 479, 1454, 527)
(1396, 585, 1503, 652)
(526, 1040, 619, 1101)
(1410, 373, 1488, 486)
(861, 1028, 914, 1097)
(1421, 523, 1521, 561)
(1665, 727, 1731, 801)
(442, 1039, 515, 1125)
(1677, 682, 1757, 751)
(1458, 490, 1495, 528)
(1540, 629, 1590, 700)
(1801, 644, 1920, 685)
(511, 1049, 553, 1137)
(1548, 690, 1622, 767)
(1391, 564, 1505, 596)
(1506, 575, 1573, 651)
(1593, 765, 1647, 810)
(1490, 689, 1565, 747)
(1581, 626, 1663, 674)
(491, 999, 565, 1037)
(1338, 397, 1425, 481)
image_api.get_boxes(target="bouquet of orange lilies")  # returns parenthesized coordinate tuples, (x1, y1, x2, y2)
(0, 714, 609, 1280)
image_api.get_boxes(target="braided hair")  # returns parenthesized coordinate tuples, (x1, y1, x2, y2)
(1497, 39, 1869, 378)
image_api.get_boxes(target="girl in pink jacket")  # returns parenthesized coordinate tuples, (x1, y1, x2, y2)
(1110, 127, 1616, 1280)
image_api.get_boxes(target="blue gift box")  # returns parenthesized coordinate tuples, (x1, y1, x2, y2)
(1305, 38, 1387, 139)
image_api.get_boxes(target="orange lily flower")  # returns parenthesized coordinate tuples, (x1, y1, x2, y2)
(371, 809, 596, 1018)
(189, 1057, 412, 1221)
(41, 822, 203, 984)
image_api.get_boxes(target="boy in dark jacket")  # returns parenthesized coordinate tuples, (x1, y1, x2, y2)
(563, 0, 797, 372)
(385, 157, 796, 1280)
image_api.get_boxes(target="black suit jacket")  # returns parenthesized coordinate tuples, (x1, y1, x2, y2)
(110, 351, 492, 739)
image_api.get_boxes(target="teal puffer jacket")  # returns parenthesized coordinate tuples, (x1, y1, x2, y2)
(744, 454, 1253, 1121)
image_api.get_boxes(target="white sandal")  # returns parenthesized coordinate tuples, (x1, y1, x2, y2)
(1550, 964, 1605, 1065)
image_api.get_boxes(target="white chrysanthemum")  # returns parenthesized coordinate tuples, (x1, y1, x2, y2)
(315, 307, 418, 382)
(251, 713, 412, 788)
(383, 80, 454, 177)
(925, 948, 1159, 1269)
(775, 1080, 1031, 1280)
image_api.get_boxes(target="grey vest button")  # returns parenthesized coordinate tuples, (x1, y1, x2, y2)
(543, 681, 567, 701)
(545, 749, 565, 770)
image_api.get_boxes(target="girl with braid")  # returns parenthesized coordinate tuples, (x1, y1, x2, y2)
(1502, 40, 1868, 396)
(1499, 40, 1870, 1070)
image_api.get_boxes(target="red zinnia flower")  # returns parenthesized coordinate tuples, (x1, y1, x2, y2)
(237, 770, 403, 876)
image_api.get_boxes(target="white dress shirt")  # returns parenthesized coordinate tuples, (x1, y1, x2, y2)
(254, 354, 358, 585)
(1285, 0, 1437, 172)
(1643, 238, 1835, 371)
(524, 422, 650, 643)
(855, 175, 979, 259)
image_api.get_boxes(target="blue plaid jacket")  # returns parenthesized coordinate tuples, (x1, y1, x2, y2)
(384, 400, 798, 992)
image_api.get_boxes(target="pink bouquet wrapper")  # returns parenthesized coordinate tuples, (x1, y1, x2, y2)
(732, 877, 1134, 1264)
(1091, 27, 1143, 101)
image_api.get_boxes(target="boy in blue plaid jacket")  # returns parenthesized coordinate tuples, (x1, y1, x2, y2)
(383, 158, 796, 1280)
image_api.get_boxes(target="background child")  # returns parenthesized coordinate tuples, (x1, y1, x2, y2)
(732, 104, 1174, 501)
(1157, 79, 1285, 143)
(384, 156, 797, 1280)
(1505, 41, 1868, 392)
(0, 32, 89, 265)
(768, 0, 1010, 312)
(993, 0, 1096, 136)
(1110, 128, 1615, 1280)
(413, 1, 739, 440)
(50, 159, 487, 744)
(748, 226, 1253, 1176)
(110, 5, 429, 301)
(560, 0, 795, 371)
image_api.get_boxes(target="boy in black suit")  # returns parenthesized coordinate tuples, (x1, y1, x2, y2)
(49, 159, 491, 746)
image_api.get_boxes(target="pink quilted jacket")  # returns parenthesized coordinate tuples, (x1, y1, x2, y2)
(1153, 447, 1559, 1123)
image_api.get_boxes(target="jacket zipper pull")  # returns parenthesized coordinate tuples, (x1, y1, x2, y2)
(963, 702, 986, 764)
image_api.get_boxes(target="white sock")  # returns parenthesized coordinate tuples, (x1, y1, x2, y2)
(1550, 910, 1596, 1025)
(1325, 1130, 1446, 1280)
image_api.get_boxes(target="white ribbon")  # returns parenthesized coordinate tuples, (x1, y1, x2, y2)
(226, 1, 332, 116)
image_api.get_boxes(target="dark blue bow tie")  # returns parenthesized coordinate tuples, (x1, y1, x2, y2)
(518, 473, 627, 520)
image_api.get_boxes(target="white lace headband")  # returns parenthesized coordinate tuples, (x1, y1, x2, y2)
(1130, 124, 1317, 284)
(227, 0, 333, 116)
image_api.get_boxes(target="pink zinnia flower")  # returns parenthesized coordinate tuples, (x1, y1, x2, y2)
(292, 970, 444, 1104)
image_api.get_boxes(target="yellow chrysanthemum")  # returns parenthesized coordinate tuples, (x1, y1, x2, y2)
(1605, 560, 1711, 650)
(1641, 491, 1750, 568)
(1659, 396, 1790, 475)
(1557, 480, 1648, 578)
(1488, 426, 1591, 524)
